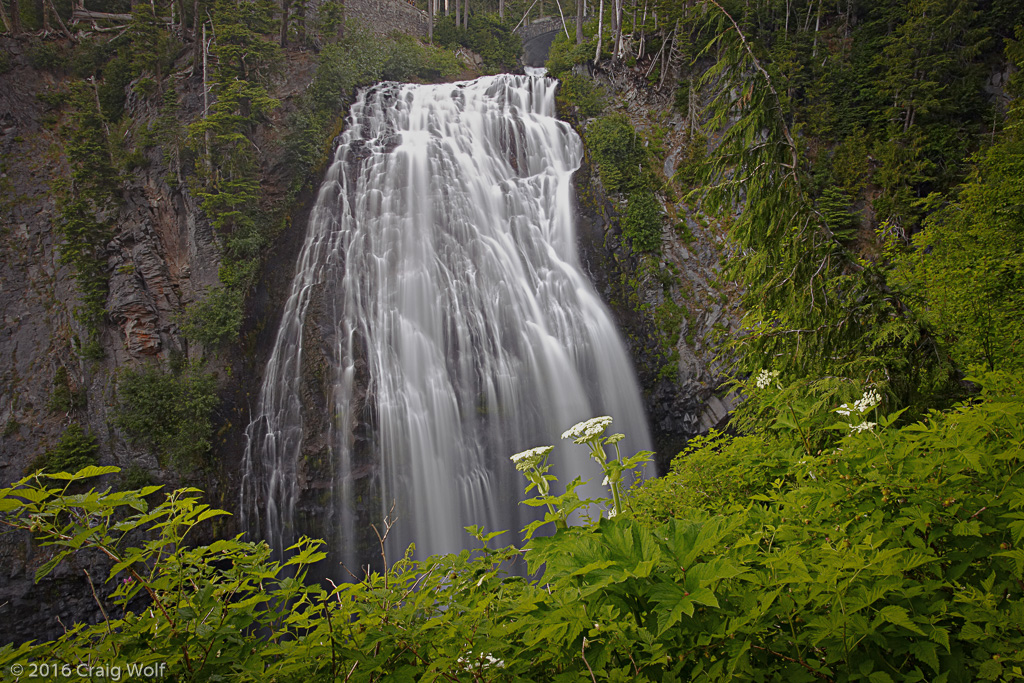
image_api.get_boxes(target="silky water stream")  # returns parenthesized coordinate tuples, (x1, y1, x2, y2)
(241, 72, 651, 572)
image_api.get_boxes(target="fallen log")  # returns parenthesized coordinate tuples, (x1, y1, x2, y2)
(71, 8, 133, 23)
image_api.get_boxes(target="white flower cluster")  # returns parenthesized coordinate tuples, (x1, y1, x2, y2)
(457, 654, 505, 670)
(755, 369, 780, 389)
(835, 389, 881, 417)
(850, 421, 877, 433)
(510, 445, 553, 472)
(561, 416, 613, 444)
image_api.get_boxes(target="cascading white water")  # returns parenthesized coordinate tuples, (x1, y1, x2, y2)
(241, 73, 651, 568)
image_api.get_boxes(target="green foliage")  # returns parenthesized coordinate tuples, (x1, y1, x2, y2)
(546, 25, 596, 77)
(892, 37, 1024, 372)
(627, 370, 1024, 679)
(27, 40, 69, 71)
(118, 463, 155, 491)
(694, 5, 959, 413)
(7, 379, 1024, 680)
(96, 51, 133, 122)
(0, 49, 12, 75)
(585, 113, 648, 194)
(816, 186, 859, 240)
(670, 132, 707, 188)
(180, 286, 245, 349)
(315, 0, 346, 41)
(29, 424, 100, 474)
(112, 362, 218, 470)
(2, 418, 18, 438)
(557, 73, 605, 118)
(54, 83, 120, 353)
(381, 32, 462, 82)
(622, 190, 663, 252)
(46, 366, 86, 413)
(432, 13, 521, 71)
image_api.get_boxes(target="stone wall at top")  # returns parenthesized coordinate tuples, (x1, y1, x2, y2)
(345, 0, 429, 37)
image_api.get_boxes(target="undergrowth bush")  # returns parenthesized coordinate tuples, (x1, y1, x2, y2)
(112, 361, 218, 471)
(545, 27, 596, 77)
(3, 374, 1024, 681)
(622, 190, 663, 252)
(180, 285, 245, 350)
(585, 113, 650, 194)
(432, 13, 520, 72)
(28, 424, 99, 474)
(557, 73, 605, 118)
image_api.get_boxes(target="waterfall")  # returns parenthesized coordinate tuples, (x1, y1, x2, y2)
(241, 73, 651, 570)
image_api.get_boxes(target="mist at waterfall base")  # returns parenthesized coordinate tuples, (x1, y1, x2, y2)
(241, 72, 651, 576)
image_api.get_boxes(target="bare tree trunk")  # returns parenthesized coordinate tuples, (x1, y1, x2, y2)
(192, 0, 202, 70)
(11, 0, 21, 34)
(444, 0, 448, 17)
(279, 0, 290, 46)
(659, 20, 678, 88)
(637, 1, 648, 58)
(296, 0, 305, 44)
(462, 0, 467, 29)
(47, 0, 78, 39)
(89, 77, 110, 136)
(39, 0, 49, 32)
(454, 0, 459, 27)
(575, 0, 582, 43)
(554, 0, 569, 39)
(0, 0, 11, 33)
(428, 0, 432, 41)
(499, 0, 503, 21)
(611, 0, 621, 61)
(812, 0, 822, 57)
(202, 22, 211, 172)
(687, 76, 696, 136)
(593, 0, 602, 64)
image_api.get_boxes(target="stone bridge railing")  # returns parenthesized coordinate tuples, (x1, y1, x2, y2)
(515, 15, 575, 43)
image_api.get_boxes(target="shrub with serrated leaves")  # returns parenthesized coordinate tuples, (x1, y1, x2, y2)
(628, 369, 1024, 681)
(3, 374, 1024, 681)
(112, 362, 218, 471)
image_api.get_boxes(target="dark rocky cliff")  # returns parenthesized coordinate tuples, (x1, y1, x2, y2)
(563, 65, 740, 472)
(0, 34, 322, 643)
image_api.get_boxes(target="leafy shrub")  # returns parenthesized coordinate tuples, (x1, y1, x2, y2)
(382, 33, 461, 82)
(671, 132, 707, 187)
(585, 113, 648, 194)
(112, 362, 218, 470)
(47, 366, 87, 413)
(627, 370, 1024, 679)
(181, 286, 244, 349)
(816, 186, 858, 239)
(27, 41, 69, 72)
(433, 13, 521, 72)
(4, 379, 1024, 680)
(118, 463, 155, 491)
(622, 189, 663, 251)
(29, 424, 99, 474)
(545, 28, 595, 77)
(69, 37, 116, 79)
(557, 73, 604, 118)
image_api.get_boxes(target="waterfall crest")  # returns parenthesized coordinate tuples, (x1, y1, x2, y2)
(241, 74, 651, 568)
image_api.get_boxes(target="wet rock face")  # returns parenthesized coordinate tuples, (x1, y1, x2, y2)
(566, 68, 743, 471)
(0, 39, 224, 645)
